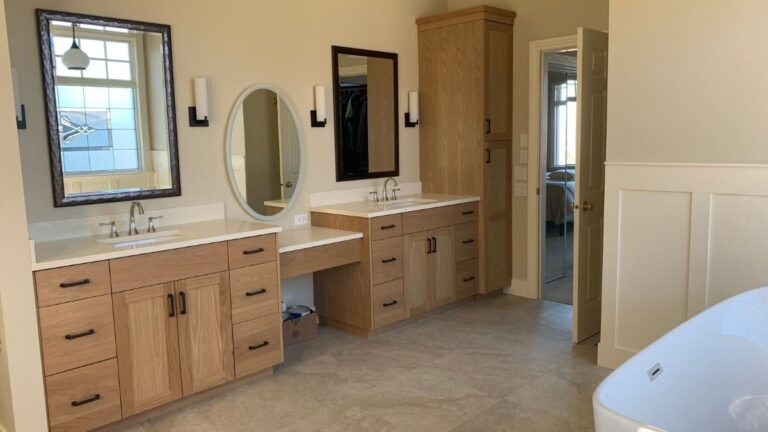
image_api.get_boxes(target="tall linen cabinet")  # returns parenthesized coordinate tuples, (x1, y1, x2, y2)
(416, 6, 515, 293)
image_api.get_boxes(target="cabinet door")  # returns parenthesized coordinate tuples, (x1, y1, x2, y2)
(484, 140, 512, 292)
(403, 232, 431, 318)
(484, 21, 513, 141)
(430, 227, 456, 308)
(176, 272, 235, 396)
(113, 283, 182, 416)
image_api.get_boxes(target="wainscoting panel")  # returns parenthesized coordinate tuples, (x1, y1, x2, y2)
(599, 163, 768, 368)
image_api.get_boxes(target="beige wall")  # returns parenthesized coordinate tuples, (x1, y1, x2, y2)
(446, 0, 608, 282)
(606, 0, 768, 163)
(5, 0, 447, 226)
(0, 1, 48, 430)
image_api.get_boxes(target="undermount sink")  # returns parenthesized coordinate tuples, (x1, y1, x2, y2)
(98, 230, 183, 248)
(377, 198, 437, 207)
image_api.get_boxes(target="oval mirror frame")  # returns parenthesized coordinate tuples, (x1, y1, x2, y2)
(225, 83, 306, 221)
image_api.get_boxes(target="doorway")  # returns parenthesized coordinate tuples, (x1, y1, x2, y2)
(528, 29, 609, 344)
(541, 51, 577, 306)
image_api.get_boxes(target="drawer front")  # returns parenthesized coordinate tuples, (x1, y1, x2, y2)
(454, 202, 479, 224)
(371, 236, 403, 285)
(35, 261, 111, 308)
(110, 242, 228, 292)
(455, 222, 479, 262)
(46, 358, 122, 432)
(402, 206, 455, 234)
(39, 295, 116, 376)
(230, 262, 280, 324)
(373, 279, 405, 329)
(228, 234, 278, 269)
(456, 259, 480, 300)
(233, 313, 283, 379)
(370, 214, 403, 241)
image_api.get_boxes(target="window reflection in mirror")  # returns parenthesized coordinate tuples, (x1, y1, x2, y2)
(229, 89, 301, 217)
(332, 46, 399, 181)
(38, 10, 179, 206)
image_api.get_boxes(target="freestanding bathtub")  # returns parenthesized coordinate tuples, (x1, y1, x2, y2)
(594, 287, 768, 432)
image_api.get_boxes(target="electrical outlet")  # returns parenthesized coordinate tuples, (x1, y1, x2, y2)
(514, 166, 527, 180)
(520, 133, 528, 148)
(514, 182, 527, 197)
(294, 213, 308, 225)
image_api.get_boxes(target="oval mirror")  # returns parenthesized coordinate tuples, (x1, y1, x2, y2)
(226, 85, 304, 220)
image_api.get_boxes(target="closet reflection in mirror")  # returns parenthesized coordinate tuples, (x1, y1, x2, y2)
(332, 46, 398, 181)
(38, 10, 180, 207)
(228, 88, 301, 218)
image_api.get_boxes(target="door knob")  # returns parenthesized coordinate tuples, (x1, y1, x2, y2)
(582, 201, 594, 211)
(284, 181, 294, 188)
(570, 202, 579, 210)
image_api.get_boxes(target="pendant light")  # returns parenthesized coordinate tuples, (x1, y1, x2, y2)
(62, 24, 90, 71)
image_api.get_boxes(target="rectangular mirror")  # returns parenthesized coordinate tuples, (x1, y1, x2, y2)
(37, 10, 180, 207)
(332, 46, 399, 181)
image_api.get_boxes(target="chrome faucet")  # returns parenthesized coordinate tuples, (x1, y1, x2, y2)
(128, 201, 145, 236)
(383, 177, 399, 201)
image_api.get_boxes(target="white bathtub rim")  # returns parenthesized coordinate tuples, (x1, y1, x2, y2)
(592, 285, 768, 432)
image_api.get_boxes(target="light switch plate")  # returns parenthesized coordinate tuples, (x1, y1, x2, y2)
(294, 213, 308, 225)
(514, 182, 527, 197)
(514, 166, 527, 180)
(520, 133, 528, 148)
(519, 149, 528, 165)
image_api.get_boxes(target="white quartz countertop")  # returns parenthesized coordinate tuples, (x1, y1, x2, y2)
(31, 218, 281, 271)
(278, 226, 363, 253)
(310, 193, 480, 218)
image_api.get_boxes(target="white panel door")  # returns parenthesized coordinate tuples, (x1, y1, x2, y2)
(573, 28, 608, 343)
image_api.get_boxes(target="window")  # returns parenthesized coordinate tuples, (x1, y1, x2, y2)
(552, 78, 577, 167)
(52, 23, 142, 174)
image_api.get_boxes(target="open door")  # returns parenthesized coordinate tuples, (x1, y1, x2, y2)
(573, 28, 608, 343)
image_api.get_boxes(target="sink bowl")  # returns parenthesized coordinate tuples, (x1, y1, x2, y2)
(377, 198, 437, 207)
(98, 230, 183, 248)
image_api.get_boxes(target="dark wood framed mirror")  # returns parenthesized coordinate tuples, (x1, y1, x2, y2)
(37, 9, 180, 207)
(332, 46, 399, 182)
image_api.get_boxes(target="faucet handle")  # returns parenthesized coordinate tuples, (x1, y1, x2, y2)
(392, 188, 401, 200)
(368, 191, 379, 203)
(99, 221, 119, 238)
(147, 215, 163, 233)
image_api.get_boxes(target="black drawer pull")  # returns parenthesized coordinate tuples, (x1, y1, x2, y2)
(462, 239, 475, 245)
(431, 237, 437, 253)
(59, 278, 91, 288)
(245, 288, 267, 297)
(463, 276, 476, 282)
(64, 328, 95, 340)
(383, 300, 398, 307)
(168, 293, 176, 317)
(381, 257, 397, 264)
(380, 224, 396, 230)
(243, 248, 265, 255)
(461, 210, 475, 216)
(71, 393, 100, 407)
(248, 341, 270, 350)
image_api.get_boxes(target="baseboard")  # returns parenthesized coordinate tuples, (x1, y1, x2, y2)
(504, 278, 537, 299)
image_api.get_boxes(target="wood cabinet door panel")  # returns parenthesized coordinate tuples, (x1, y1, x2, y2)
(484, 21, 513, 141)
(113, 283, 181, 416)
(176, 272, 235, 396)
(484, 140, 511, 291)
(430, 227, 456, 308)
(404, 232, 431, 318)
(454, 222, 479, 263)
(373, 279, 406, 329)
(370, 237, 403, 285)
(233, 313, 283, 379)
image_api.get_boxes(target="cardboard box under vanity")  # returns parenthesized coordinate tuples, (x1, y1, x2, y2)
(283, 311, 319, 347)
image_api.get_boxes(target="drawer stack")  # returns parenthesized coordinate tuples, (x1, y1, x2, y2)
(370, 214, 406, 329)
(453, 202, 480, 300)
(227, 236, 283, 379)
(35, 262, 122, 432)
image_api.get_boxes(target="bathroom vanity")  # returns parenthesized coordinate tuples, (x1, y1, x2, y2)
(31, 219, 283, 431)
(311, 194, 481, 337)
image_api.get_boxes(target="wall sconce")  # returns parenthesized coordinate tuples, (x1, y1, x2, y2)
(11, 68, 26, 130)
(189, 77, 209, 127)
(405, 91, 419, 127)
(310, 85, 326, 127)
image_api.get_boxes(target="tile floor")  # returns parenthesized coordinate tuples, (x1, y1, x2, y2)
(121, 294, 610, 432)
